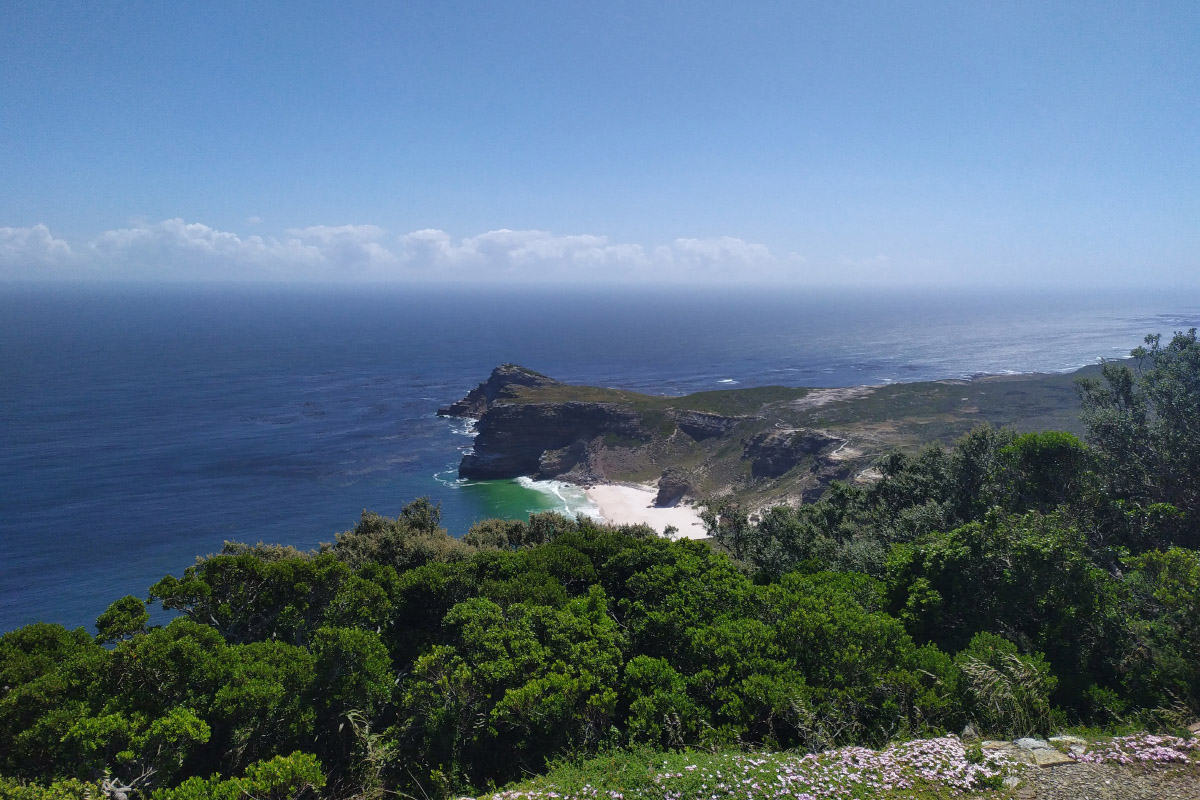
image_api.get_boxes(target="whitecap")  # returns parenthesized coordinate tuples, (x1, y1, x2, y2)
(432, 466, 468, 487)
(515, 477, 604, 520)
(447, 418, 478, 437)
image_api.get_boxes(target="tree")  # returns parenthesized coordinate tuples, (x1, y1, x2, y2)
(885, 510, 1125, 711)
(1121, 547, 1200, 714)
(95, 595, 149, 644)
(996, 431, 1092, 514)
(1078, 329, 1200, 534)
(331, 503, 472, 572)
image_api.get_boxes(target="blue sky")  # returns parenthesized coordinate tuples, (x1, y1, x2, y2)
(1, 1, 1197, 286)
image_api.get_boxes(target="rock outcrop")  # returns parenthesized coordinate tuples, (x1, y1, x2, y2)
(437, 364, 560, 419)
(459, 401, 649, 480)
(742, 428, 843, 478)
(669, 409, 748, 440)
(654, 468, 693, 507)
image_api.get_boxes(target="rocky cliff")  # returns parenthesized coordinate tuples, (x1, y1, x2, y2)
(438, 365, 858, 500)
(459, 401, 650, 480)
(437, 364, 560, 419)
(742, 429, 843, 478)
(438, 363, 1092, 507)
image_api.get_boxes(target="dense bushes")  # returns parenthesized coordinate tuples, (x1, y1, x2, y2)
(0, 514, 970, 797)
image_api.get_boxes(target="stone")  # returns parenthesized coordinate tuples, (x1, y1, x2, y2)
(961, 721, 981, 741)
(538, 441, 587, 477)
(1015, 737, 1051, 750)
(981, 740, 1011, 750)
(1049, 735, 1088, 747)
(1188, 721, 1200, 735)
(1032, 748, 1075, 767)
(460, 401, 648, 480)
(654, 468, 692, 507)
(1003, 776, 1022, 789)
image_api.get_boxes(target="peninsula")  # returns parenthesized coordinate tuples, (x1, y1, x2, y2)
(438, 362, 1099, 512)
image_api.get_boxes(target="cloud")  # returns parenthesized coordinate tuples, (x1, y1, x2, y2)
(397, 228, 652, 278)
(662, 236, 777, 275)
(0, 219, 800, 283)
(90, 218, 326, 278)
(286, 224, 396, 269)
(0, 224, 76, 275)
(395, 228, 791, 282)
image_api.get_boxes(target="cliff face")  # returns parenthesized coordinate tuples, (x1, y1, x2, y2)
(460, 401, 649, 480)
(437, 364, 560, 419)
(670, 409, 747, 440)
(742, 429, 843, 478)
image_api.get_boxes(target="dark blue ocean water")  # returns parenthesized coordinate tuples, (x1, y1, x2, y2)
(3, 282, 1199, 633)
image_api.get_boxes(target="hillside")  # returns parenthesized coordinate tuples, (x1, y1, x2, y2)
(439, 363, 1102, 507)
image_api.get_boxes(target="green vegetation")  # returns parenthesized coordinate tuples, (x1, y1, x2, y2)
(1, 330, 1197, 799)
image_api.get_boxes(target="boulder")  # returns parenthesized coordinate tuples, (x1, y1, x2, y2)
(1015, 737, 1051, 750)
(654, 468, 692, 507)
(1048, 735, 1087, 747)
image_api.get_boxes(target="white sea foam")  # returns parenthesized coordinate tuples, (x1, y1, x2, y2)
(717, 378, 738, 384)
(515, 476, 605, 521)
(432, 467, 467, 487)
(448, 418, 477, 437)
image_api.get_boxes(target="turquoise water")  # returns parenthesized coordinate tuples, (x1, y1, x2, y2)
(3, 282, 1199, 632)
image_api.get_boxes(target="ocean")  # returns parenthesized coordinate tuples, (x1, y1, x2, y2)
(2, 282, 1199, 634)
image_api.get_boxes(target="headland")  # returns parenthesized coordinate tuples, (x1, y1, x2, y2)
(438, 361, 1102, 518)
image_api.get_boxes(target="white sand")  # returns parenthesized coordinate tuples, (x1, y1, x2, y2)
(584, 484, 708, 539)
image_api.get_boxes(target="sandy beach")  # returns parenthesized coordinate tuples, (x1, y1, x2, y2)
(584, 483, 708, 539)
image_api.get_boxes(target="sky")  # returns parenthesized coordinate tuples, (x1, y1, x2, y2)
(1, 1, 1198, 287)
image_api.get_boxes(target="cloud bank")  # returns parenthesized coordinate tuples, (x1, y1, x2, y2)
(0, 219, 805, 284)
(0, 224, 76, 274)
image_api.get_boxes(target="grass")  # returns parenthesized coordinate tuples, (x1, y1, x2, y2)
(511, 384, 809, 418)
(487, 738, 1020, 800)
(487, 731, 1200, 800)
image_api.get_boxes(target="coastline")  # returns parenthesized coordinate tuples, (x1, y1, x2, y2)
(583, 483, 708, 540)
